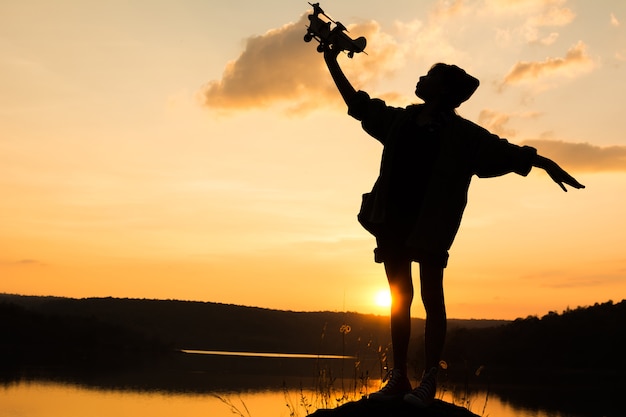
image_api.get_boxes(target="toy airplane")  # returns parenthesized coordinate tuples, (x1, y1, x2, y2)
(303, 3, 367, 58)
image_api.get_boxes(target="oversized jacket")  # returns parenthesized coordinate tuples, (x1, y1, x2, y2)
(348, 91, 537, 254)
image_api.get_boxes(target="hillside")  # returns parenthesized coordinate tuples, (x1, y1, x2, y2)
(443, 300, 626, 378)
(2, 294, 624, 386)
(0, 294, 504, 355)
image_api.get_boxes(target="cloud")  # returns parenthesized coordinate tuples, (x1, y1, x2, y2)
(526, 0, 575, 26)
(431, 0, 469, 19)
(198, 2, 589, 113)
(484, 0, 574, 21)
(2, 259, 46, 267)
(531, 32, 559, 46)
(611, 13, 620, 27)
(478, 109, 542, 138)
(500, 41, 594, 88)
(198, 14, 326, 112)
(520, 140, 626, 172)
(198, 13, 403, 114)
(478, 109, 517, 138)
(484, 0, 575, 45)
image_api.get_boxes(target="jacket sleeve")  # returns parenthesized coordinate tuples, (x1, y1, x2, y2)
(347, 90, 406, 145)
(471, 125, 537, 178)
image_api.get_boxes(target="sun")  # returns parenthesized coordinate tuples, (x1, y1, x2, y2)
(374, 289, 392, 308)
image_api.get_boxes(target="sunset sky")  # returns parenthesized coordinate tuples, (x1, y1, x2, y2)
(2, 0, 625, 320)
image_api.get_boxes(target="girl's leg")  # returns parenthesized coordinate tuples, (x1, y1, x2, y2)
(384, 257, 414, 373)
(404, 263, 446, 407)
(369, 256, 414, 401)
(419, 263, 446, 370)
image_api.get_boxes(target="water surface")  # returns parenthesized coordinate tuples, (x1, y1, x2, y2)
(2, 379, 608, 417)
(2, 350, 620, 417)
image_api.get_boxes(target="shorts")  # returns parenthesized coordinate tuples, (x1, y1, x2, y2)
(374, 229, 449, 268)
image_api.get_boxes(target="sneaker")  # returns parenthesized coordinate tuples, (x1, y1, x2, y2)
(369, 369, 412, 401)
(404, 367, 437, 408)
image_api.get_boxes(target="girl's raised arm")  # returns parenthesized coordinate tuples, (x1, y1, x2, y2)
(323, 47, 357, 107)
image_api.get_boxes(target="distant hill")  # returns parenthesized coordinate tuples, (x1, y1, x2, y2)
(2, 294, 624, 385)
(441, 300, 626, 385)
(0, 294, 504, 356)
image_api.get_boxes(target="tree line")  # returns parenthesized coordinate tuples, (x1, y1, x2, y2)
(438, 300, 626, 383)
(2, 294, 624, 382)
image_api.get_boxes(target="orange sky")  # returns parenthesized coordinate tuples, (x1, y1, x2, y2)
(1, 0, 625, 319)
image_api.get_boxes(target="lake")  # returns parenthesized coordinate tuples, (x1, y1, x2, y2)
(1, 350, 621, 417)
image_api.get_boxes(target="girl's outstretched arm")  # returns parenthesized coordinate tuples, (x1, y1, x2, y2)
(323, 47, 357, 107)
(533, 154, 585, 192)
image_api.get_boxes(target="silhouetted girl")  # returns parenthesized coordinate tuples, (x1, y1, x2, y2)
(322, 47, 584, 407)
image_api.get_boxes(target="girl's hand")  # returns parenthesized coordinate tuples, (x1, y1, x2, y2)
(323, 44, 341, 62)
(535, 155, 585, 192)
